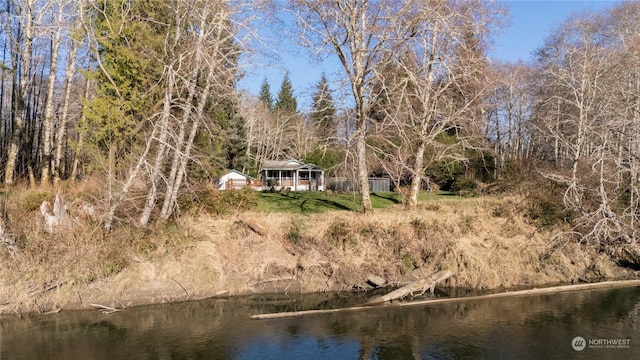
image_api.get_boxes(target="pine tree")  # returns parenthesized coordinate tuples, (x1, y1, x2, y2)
(214, 97, 249, 171)
(82, 0, 168, 178)
(274, 73, 297, 114)
(310, 73, 336, 140)
(258, 77, 273, 110)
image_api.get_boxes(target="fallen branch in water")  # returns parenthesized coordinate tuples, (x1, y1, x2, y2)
(90, 303, 122, 315)
(42, 306, 61, 315)
(251, 279, 640, 320)
(365, 270, 452, 305)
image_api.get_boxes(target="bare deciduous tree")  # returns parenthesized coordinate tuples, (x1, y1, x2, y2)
(52, 9, 81, 185)
(484, 62, 535, 172)
(371, 0, 502, 207)
(289, 0, 411, 212)
(532, 3, 640, 245)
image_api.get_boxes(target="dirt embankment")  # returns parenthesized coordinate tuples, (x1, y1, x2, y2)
(1, 196, 638, 315)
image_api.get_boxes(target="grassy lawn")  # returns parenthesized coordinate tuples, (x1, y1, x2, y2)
(257, 190, 452, 214)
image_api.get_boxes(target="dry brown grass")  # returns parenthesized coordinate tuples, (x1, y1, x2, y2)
(0, 182, 197, 314)
(0, 192, 636, 315)
(180, 196, 634, 296)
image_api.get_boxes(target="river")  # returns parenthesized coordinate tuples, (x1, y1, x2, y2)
(1, 286, 638, 359)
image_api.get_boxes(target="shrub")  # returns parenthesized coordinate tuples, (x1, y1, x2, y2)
(524, 178, 573, 229)
(410, 218, 428, 239)
(178, 185, 258, 216)
(326, 220, 349, 242)
(425, 161, 464, 190)
(527, 200, 564, 228)
(325, 220, 357, 249)
(450, 177, 479, 197)
(401, 254, 417, 272)
(226, 187, 259, 211)
(287, 219, 303, 244)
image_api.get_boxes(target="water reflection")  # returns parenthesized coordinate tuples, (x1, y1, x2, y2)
(1, 287, 638, 359)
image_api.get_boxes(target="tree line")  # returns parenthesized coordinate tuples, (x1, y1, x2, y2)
(1, 0, 639, 245)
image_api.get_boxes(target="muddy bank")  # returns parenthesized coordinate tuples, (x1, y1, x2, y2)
(1, 196, 638, 315)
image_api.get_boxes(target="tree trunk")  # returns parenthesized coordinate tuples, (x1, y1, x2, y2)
(4, 0, 35, 186)
(0, 42, 7, 153)
(104, 124, 159, 231)
(139, 68, 174, 226)
(356, 125, 372, 212)
(159, 7, 211, 220)
(53, 37, 78, 184)
(41, 6, 64, 186)
(408, 139, 426, 208)
(71, 81, 89, 182)
(160, 58, 218, 220)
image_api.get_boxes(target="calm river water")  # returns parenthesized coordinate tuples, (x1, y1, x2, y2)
(1, 286, 639, 359)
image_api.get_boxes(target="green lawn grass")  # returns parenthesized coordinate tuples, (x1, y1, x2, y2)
(256, 190, 453, 214)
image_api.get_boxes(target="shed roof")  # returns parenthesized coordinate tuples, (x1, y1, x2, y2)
(220, 169, 256, 180)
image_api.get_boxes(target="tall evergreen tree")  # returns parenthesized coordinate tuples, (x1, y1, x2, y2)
(258, 77, 273, 110)
(214, 97, 249, 171)
(275, 73, 297, 114)
(82, 0, 168, 178)
(310, 73, 336, 140)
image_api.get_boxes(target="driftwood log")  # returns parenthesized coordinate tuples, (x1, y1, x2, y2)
(90, 303, 123, 315)
(366, 274, 386, 288)
(365, 269, 452, 305)
(251, 279, 640, 320)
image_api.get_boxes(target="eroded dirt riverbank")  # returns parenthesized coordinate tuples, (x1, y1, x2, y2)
(2, 197, 638, 315)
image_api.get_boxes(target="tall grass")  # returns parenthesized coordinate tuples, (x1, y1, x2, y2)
(0, 182, 200, 313)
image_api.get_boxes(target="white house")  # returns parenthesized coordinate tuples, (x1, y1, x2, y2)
(216, 161, 325, 192)
(261, 159, 325, 191)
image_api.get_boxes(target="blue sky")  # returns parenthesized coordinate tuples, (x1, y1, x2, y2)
(491, 0, 621, 62)
(238, 1, 622, 109)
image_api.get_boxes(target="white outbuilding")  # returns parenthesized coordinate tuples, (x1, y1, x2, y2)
(216, 170, 257, 190)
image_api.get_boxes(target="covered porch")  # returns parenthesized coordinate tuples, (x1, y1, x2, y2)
(261, 160, 325, 191)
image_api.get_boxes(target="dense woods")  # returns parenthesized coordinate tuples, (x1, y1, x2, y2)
(0, 0, 639, 247)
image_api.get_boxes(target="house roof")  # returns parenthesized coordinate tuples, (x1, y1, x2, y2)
(262, 159, 323, 171)
(221, 169, 256, 180)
